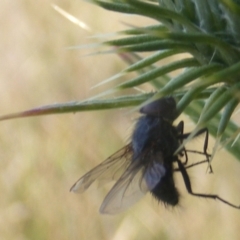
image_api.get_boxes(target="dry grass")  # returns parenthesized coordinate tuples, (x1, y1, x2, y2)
(1, 1, 240, 240)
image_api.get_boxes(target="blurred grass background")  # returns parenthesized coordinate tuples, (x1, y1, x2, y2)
(1, 1, 240, 240)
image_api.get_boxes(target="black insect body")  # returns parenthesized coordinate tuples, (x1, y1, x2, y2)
(71, 97, 240, 214)
(131, 110, 180, 206)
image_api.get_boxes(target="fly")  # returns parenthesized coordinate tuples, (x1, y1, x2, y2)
(71, 97, 240, 214)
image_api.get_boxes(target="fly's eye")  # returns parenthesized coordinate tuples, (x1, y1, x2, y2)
(140, 97, 177, 120)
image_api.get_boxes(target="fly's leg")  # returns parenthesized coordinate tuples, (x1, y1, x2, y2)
(180, 127, 213, 173)
(176, 121, 188, 165)
(176, 158, 240, 209)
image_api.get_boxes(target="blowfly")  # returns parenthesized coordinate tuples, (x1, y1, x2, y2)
(71, 97, 240, 214)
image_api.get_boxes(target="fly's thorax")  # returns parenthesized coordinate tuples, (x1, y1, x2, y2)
(132, 115, 179, 159)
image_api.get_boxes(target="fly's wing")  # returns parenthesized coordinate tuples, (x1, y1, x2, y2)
(99, 161, 148, 214)
(100, 151, 166, 215)
(70, 144, 133, 193)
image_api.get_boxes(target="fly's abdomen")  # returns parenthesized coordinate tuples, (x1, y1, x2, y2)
(150, 166, 179, 206)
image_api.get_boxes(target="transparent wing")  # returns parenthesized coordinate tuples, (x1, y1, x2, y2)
(99, 162, 149, 214)
(70, 144, 133, 193)
(100, 151, 166, 215)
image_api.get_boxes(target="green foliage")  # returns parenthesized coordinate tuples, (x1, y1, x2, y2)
(89, 0, 240, 160)
(2, 0, 240, 160)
